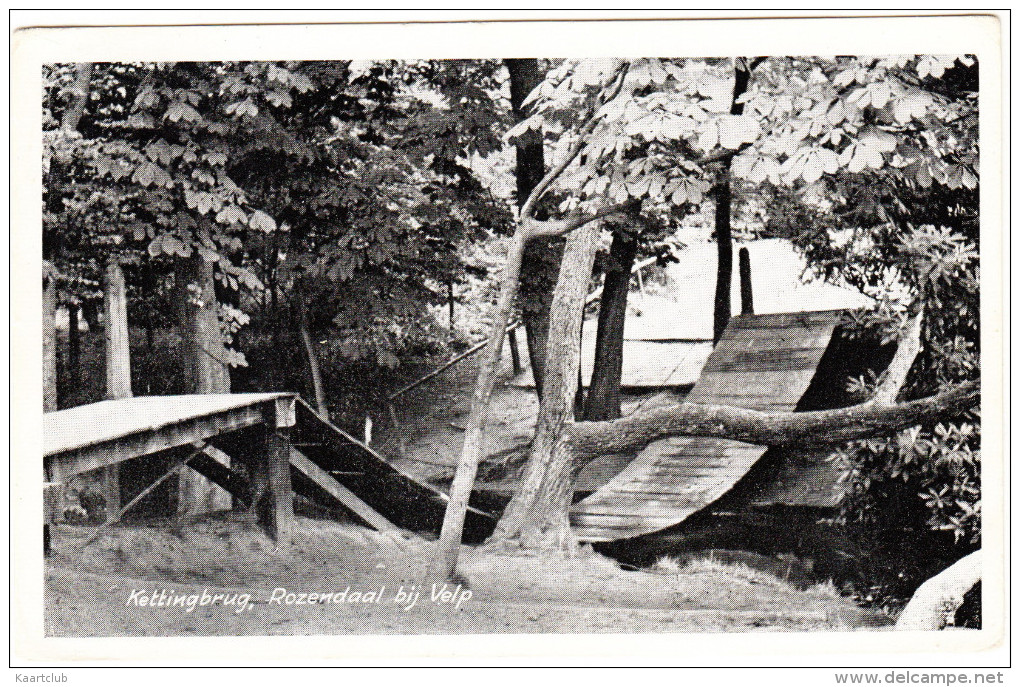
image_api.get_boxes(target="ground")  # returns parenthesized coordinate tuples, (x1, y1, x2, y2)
(45, 514, 891, 636)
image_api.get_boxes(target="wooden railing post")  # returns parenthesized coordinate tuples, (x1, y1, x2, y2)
(739, 247, 754, 316)
(508, 329, 523, 375)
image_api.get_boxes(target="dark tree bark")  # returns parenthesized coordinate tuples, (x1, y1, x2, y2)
(712, 183, 734, 344)
(583, 228, 638, 421)
(67, 301, 81, 384)
(712, 58, 753, 344)
(42, 264, 58, 412)
(738, 246, 754, 315)
(507, 57, 559, 397)
(488, 220, 601, 552)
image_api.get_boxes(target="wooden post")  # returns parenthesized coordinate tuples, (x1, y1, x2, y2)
(254, 398, 295, 547)
(101, 260, 131, 519)
(739, 247, 754, 316)
(508, 329, 523, 376)
(104, 260, 132, 400)
(261, 426, 294, 547)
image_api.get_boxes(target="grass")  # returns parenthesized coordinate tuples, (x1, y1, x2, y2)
(651, 553, 843, 599)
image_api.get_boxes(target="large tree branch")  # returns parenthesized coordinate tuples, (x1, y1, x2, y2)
(566, 380, 979, 458)
(519, 63, 630, 221)
(523, 199, 636, 241)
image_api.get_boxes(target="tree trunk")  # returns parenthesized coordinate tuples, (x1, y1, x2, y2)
(507, 57, 558, 398)
(175, 253, 231, 516)
(520, 244, 560, 397)
(42, 264, 58, 412)
(583, 228, 637, 421)
(67, 301, 81, 385)
(297, 299, 329, 420)
(176, 254, 231, 395)
(895, 550, 982, 630)
(103, 260, 132, 400)
(712, 183, 733, 344)
(427, 232, 528, 581)
(712, 58, 752, 344)
(487, 220, 601, 553)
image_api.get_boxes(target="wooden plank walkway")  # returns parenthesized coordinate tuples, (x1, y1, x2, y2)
(44, 393, 294, 471)
(569, 310, 842, 542)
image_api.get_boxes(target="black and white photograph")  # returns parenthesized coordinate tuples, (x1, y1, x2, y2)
(11, 11, 1006, 670)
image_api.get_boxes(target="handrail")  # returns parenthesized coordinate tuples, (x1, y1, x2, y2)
(386, 254, 663, 402)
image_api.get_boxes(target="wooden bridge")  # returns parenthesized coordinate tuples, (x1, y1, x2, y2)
(43, 393, 494, 551)
(568, 310, 843, 542)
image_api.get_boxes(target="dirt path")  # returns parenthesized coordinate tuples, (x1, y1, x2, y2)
(45, 516, 891, 636)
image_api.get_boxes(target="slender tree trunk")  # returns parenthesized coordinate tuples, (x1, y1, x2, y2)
(103, 260, 132, 400)
(487, 221, 601, 552)
(507, 57, 558, 397)
(67, 302, 81, 385)
(447, 279, 455, 334)
(175, 253, 231, 515)
(583, 229, 637, 421)
(42, 265, 58, 412)
(297, 299, 329, 420)
(712, 183, 734, 344)
(428, 232, 528, 581)
(712, 58, 752, 344)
